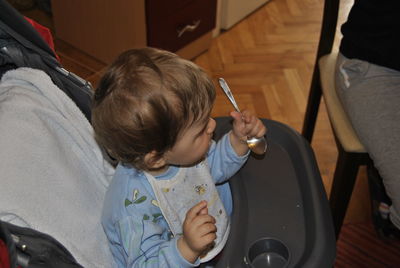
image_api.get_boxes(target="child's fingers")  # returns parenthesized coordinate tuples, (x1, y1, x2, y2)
(230, 111, 247, 138)
(256, 124, 267, 137)
(248, 119, 267, 138)
(192, 215, 216, 238)
(241, 112, 261, 132)
(199, 206, 208, 215)
(230, 111, 243, 124)
(191, 214, 216, 232)
(240, 110, 253, 123)
(239, 110, 267, 137)
(195, 214, 216, 225)
(185, 201, 208, 223)
(201, 233, 217, 246)
(198, 222, 217, 237)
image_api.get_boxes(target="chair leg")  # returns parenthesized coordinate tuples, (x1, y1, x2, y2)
(329, 149, 364, 239)
(302, 67, 322, 143)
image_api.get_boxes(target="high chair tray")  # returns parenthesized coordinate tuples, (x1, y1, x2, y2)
(213, 118, 336, 268)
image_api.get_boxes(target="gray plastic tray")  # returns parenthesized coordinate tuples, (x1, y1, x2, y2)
(213, 118, 336, 268)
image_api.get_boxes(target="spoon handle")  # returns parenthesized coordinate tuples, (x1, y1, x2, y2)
(218, 78, 241, 113)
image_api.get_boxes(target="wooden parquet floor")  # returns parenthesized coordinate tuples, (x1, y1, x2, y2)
(19, 0, 369, 225)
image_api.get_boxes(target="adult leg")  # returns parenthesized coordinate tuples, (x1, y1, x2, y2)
(335, 53, 400, 229)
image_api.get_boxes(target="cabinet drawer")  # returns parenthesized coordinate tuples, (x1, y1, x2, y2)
(146, 0, 216, 52)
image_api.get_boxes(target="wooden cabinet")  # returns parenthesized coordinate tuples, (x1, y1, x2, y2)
(52, 0, 216, 63)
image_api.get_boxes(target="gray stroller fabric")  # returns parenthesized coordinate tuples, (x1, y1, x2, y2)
(0, 67, 115, 268)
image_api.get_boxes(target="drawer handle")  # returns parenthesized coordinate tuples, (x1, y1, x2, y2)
(177, 20, 201, 38)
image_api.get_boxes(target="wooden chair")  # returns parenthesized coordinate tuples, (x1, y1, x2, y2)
(302, 0, 372, 239)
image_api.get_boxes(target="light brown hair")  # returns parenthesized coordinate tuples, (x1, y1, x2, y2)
(92, 47, 215, 170)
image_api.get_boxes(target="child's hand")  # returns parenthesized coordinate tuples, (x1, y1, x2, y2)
(178, 201, 217, 263)
(230, 110, 267, 156)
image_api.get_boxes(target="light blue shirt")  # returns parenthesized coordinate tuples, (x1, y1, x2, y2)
(102, 133, 249, 267)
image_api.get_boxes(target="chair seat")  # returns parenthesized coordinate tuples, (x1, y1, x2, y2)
(319, 52, 366, 153)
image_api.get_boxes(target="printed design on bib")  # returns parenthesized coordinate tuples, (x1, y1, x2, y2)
(194, 183, 207, 195)
(145, 161, 231, 262)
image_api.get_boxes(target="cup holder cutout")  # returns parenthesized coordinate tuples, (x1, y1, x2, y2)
(246, 238, 290, 268)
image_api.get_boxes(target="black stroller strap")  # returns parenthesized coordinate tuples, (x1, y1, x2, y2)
(1, 46, 25, 67)
(0, 220, 84, 268)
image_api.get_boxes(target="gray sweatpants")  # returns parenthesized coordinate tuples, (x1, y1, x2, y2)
(335, 53, 400, 229)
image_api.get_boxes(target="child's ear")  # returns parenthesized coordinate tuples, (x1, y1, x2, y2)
(144, 150, 166, 169)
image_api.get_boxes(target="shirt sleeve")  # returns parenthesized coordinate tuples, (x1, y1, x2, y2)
(207, 131, 250, 184)
(113, 215, 200, 268)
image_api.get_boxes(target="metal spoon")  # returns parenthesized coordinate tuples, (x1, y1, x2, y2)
(218, 78, 267, 154)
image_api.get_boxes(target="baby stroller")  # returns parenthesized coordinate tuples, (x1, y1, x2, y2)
(0, 0, 336, 267)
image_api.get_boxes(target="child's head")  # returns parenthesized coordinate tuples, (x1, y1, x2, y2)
(92, 47, 216, 171)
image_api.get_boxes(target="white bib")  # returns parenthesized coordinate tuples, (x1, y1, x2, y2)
(145, 161, 230, 263)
